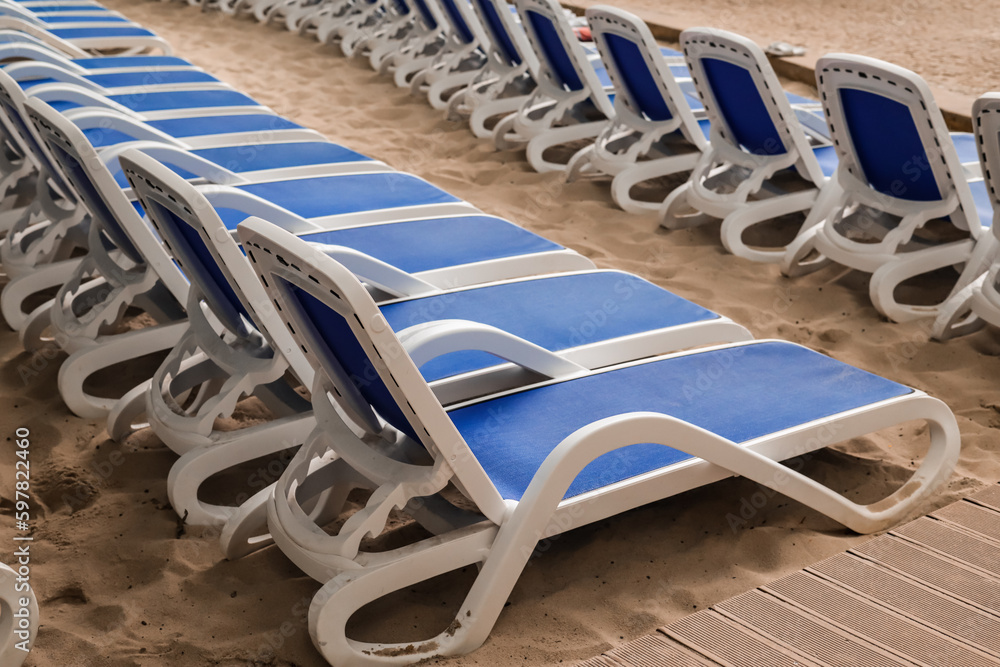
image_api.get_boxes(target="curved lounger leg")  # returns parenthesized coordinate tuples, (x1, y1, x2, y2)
(469, 96, 527, 140)
(0, 562, 37, 667)
(659, 181, 715, 230)
(167, 411, 317, 526)
(58, 321, 190, 419)
(931, 277, 987, 340)
(108, 352, 217, 443)
(524, 121, 607, 174)
(719, 190, 820, 263)
(492, 112, 526, 151)
(393, 55, 435, 89)
(609, 154, 701, 215)
(222, 452, 355, 560)
(564, 144, 599, 183)
(426, 70, 478, 111)
(870, 239, 977, 322)
(1, 258, 82, 331)
(18, 301, 53, 353)
(780, 224, 833, 278)
(106, 379, 152, 441)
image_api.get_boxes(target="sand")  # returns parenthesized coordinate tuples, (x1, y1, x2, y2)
(2, 1, 1000, 665)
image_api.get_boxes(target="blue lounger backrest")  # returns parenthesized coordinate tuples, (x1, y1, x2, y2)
(437, 0, 475, 44)
(37, 129, 143, 263)
(701, 57, 784, 156)
(473, 0, 521, 66)
(135, 183, 254, 335)
(285, 281, 420, 441)
(816, 54, 982, 233)
(411, 0, 439, 30)
(0, 73, 74, 199)
(525, 8, 581, 91)
(602, 32, 671, 122)
(838, 88, 940, 201)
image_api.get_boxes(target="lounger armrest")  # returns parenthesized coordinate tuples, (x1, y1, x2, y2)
(99, 143, 245, 185)
(198, 185, 316, 233)
(0, 41, 83, 69)
(29, 82, 129, 113)
(0, 29, 87, 58)
(397, 319, 587, 380)
(18, 66, 100, 93)
(311, 243, 439, 298)
(0, 16, 45, 32)
(7, 62, 98, 89)
(66, 108, 173, 143)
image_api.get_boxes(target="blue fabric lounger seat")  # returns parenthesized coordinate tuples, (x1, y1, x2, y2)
(376, 270, 719, 382)
(43, 88, 262, 113)
(450, 340, 910, 501)
(19, 69, 222, 89)
(213, 172, 464, 227)
(109, 142, 376, 187)
(85, 114, 311, 143)
(45, 26, 162, 40)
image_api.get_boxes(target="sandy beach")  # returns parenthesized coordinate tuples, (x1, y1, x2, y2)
(2, 0, 1000, 665)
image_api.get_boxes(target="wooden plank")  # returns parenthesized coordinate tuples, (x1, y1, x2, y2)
(764, 571, 998, 666)
(664, 609, 819, 667)
(809, 552, 1000, 656)
(578, 487, 1000, 667)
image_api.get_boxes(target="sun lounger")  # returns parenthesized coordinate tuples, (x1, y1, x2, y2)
(933, 94, 1000, 338)
(661, 28, 836, 271)
(792, 54, 992, 322)
(565, 6, 708, 213)
(238, 215, 959, 665)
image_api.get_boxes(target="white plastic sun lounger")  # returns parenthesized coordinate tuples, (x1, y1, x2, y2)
(444, 0, 538, 138)
(660, 28, 836, 272)
(793, 54, 992, 323)
(933, 93, 1000, 339)
(112, 149, 749, 556)
(0, 562, 37, 667)
(564, 6, 708, 214)
(238, 216, 959, 665)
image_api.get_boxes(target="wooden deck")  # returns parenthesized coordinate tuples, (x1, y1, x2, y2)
(579, 484, 1000, 667)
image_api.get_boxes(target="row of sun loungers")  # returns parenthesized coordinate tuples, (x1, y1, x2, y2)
(232, 0, 1000, 337)
(0, 0, 982, 663)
